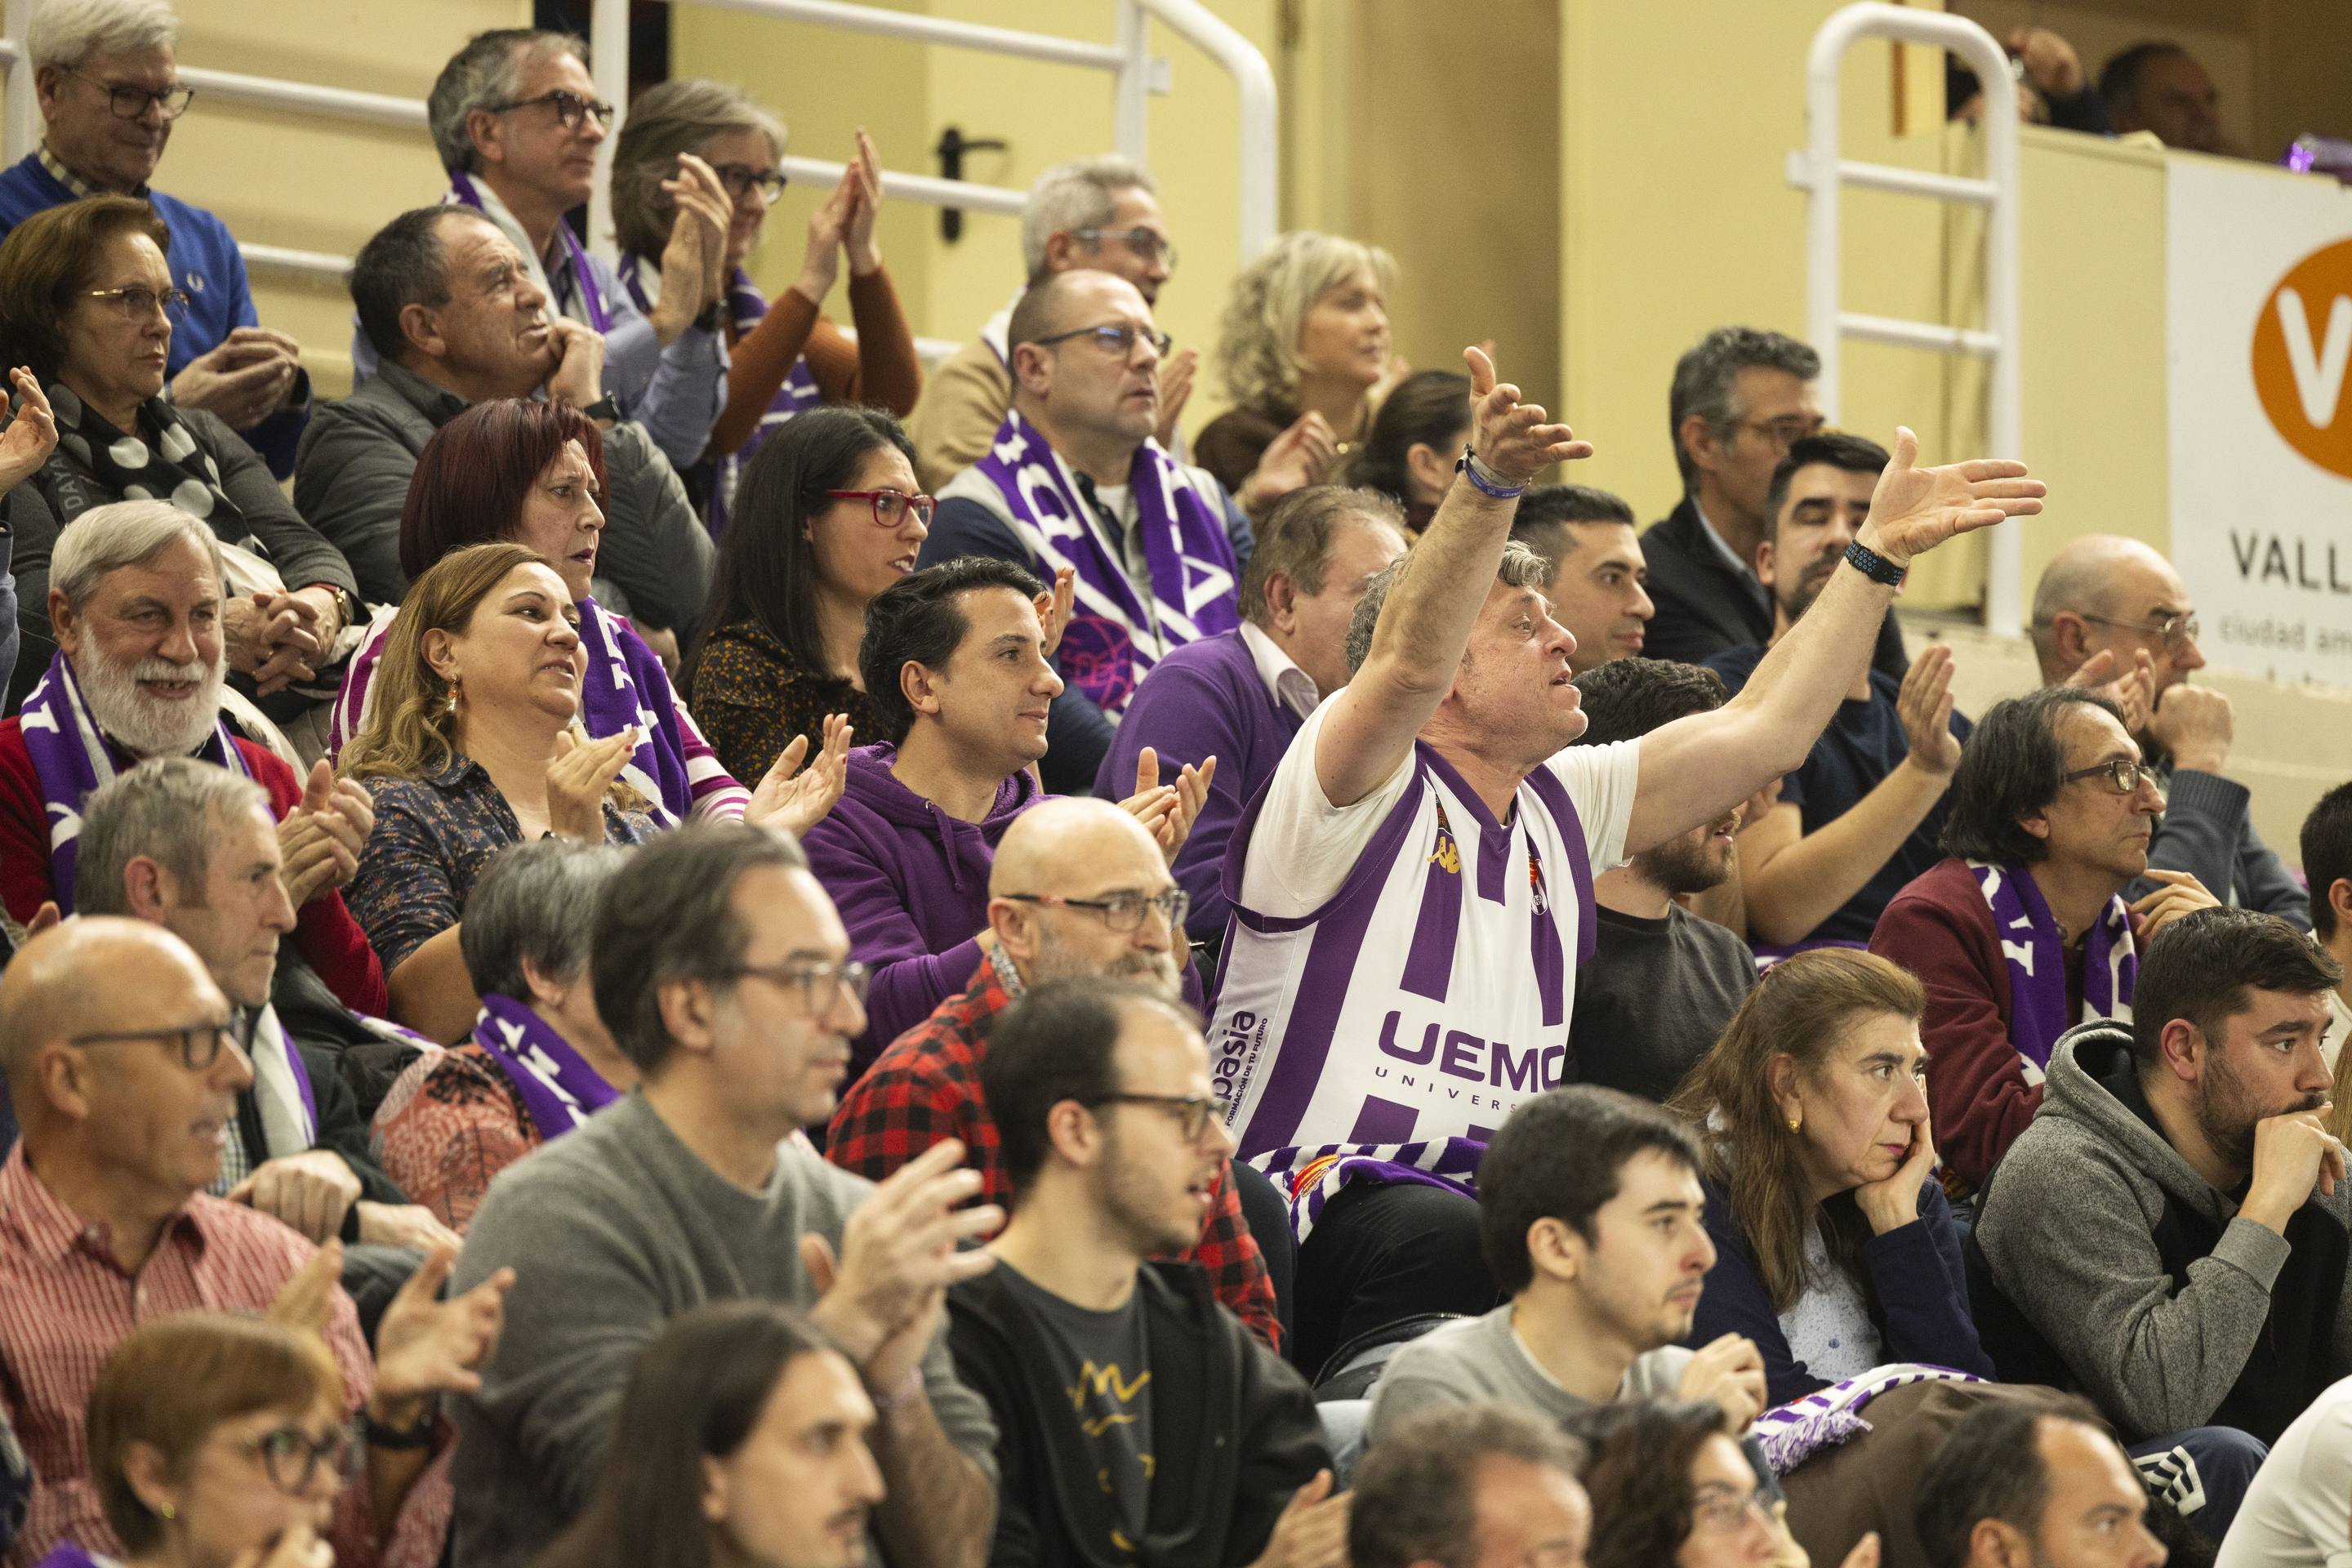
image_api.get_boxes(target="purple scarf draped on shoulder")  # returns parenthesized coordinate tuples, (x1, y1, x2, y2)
(1970, 858, 2136, 1077)
(471, 992, 618, 1141)
(1250, 1137, 1484, 1246)
(18, 648, 250, 913)
(968, 410, 1239, 716)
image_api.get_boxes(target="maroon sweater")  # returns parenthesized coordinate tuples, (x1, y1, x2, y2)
(1870, 857, 2140, 1193)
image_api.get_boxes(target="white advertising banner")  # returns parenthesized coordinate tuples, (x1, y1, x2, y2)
(2168, 158, 2352, 684)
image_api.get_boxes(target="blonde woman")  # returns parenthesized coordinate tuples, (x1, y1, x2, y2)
(1198, 230, 1399, 514)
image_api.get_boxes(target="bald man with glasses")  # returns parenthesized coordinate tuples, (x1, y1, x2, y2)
(2029, 533, 2308, 929)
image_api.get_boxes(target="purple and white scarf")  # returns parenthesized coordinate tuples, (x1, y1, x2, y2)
(1970, 859, 2136, 1082)
(448, 172, 613, 333)
(18, 648, 250, 913)
(243, 1005, 318, 1153)
(969, 410, 1239, 716)
(1250, 1137, 1484, 1246)
(331, 598, 711, 826)
(471, 992, 617, 1142)
(619, 257, 822, 537)
(1748, 1363, 1985, 1475)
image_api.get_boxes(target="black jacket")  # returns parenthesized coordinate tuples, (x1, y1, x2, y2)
(947, 1259, 1327, 1568)
(1641, 497, 1908, 682)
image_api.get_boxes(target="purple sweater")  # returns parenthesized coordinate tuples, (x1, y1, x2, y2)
(802, 744, 1043, 1067)
(1094, 629, 1305, 944)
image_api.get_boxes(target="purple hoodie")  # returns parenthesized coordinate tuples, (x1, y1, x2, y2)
(803, 742, 1045, 1068)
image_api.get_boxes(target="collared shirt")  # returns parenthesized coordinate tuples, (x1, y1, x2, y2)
(0, 1145, 445, 1568)
(33, 147, 111, 201)
(1236, 621, 1322, 721)
(1690, 495, 1757, 579)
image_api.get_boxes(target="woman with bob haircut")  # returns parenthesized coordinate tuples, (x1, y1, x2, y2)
(1668, 947, 1994, 1405)
(1344, 368, 1469, 540)
(531, 1301, 884, 1568)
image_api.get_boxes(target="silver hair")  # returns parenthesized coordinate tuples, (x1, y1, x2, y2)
(1666, 326, 1820, 492)
(610, 77, 786, 262)
(74, 756, 269, 915)
(51, 499, 222, 612)
(1019, 156, 1156, 282)
(1345, 539, 1549, 676)
(460, 838, 630, 1001)
(429, 28, 587, 176)
(27, 0, 179, 71)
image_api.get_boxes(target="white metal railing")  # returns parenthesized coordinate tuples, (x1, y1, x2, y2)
(0, 0, 1278, 287)
(1787, 2, 2024, 636)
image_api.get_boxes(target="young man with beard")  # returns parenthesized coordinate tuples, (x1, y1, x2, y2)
(1564, 660, 1754, 1103)
(830, 797, 1277, 1348)
(1979, 907, 2352, 1449)
(1704, 434, 1972, 949)
(1915, 1399, 2171, 1568)
(947, 979, 1335, 1568)
(0, 502, 383, 1015)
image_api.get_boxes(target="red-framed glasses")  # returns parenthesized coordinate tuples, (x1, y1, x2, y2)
(826, 489, 937, 528)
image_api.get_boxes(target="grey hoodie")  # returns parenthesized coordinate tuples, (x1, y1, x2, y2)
(1979, 1019, 2352, 1441)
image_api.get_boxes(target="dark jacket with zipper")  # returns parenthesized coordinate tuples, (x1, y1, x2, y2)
(947, 1258, 1327, 1568)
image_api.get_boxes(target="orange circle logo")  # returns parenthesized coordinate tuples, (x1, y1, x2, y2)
(2253, 236, 2352, 480)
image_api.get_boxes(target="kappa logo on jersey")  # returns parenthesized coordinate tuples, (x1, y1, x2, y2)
(1429, 803, 1462, 875)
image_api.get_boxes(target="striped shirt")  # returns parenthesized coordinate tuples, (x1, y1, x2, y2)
(0, 1147, 444, 1568)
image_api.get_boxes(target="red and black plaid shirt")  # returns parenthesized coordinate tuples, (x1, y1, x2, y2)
(828, 960, 1281, 1352)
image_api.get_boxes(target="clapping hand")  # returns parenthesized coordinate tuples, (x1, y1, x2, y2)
(804, 1140, 1001, 1393)
(2062, 647, 2155, 736)
(1154, 346, 1198, 450)
(172, 329, 302, 431)
(746, 714, 854, 839)
(1120, 746, 1216, 865)
(1240, 410, 1339, 514)
(1896, 645, 1962, 777)
(0, 369, 56, 491)
(842, 128, 885, 278)
(658, 152, 733, 324)
(546, 727, 638, 843)
(372, 1244, 513, 1407)
(1034, 565, 1076, 658)
(1854, 426, 2043, 567)
(278, 760, 372, 906)
(268, 1239, 342, 1337)
(1463, 345, 1592, 485)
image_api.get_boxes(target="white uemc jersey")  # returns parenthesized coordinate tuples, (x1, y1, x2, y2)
(1209, 700, 1641, 1158)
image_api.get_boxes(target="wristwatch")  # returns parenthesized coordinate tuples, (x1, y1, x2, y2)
(577, 394, 621, 425)
(1844, 539, 1907, 587)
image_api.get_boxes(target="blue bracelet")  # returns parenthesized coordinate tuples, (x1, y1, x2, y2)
(1455, 448, 1528, 500)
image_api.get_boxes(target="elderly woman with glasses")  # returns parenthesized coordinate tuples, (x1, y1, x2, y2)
(610, 78, 920, 535)
(0, 194, 361, 719)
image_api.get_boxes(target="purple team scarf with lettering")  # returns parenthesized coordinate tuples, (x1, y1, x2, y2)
(617, 256, 821, 537)
(1969, 859, 2136, 1077)
(332, 599, 691, 825)
(31, 1541, 114, 1568)
(18, 648, 250, 913)
(449, 172, 612, 333)
(1748, 1363, 1984, 1476)
(969, 410, 1239, 716)
(1251, 1137, 1484, 1246)
(471, 992, 617, 1141)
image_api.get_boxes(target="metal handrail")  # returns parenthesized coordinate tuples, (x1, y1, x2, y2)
(1791, 2, 2023, 635)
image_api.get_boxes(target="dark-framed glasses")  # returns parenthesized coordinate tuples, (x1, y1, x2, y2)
(713, 163, 788, 202)
(488, 89, 615, 132)
(69, 69, 194, 121)
(1000, 888, 1189, 933)
(2080, 610, 2200, 649)
(1086, 1091, 1227, 1143)
(824, 489, 936, 529)
(2061, 758, 2151, 795)
(84, 284, 190, 324)
(1029, 323, 1171, 360)
(1072, 227, 1178, 271)
(246, 1423, 354, 1495)
(729, 958, 871, 1017)
(68, 1018, 238, 1072)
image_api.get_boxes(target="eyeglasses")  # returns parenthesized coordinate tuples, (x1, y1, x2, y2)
(1000, 889, 1190, 933)
(243, 1424, 354, 1496)
(728, 959, 871, 1018)
(2061, 758, 2153, 795)
(1029, 323, 1172, 360)
(83, 284, 190, 324)
(713, 163, 788, 202)
(69, 69, 194, 121)
(1072, 227, 1179, 272)
(824, 489, 937, 529)
(1690, 1486, 1776, 1535)
(1085, 1092, 1227, 1143)
(68, 1018, 240, 1072)
(1737, 416, 1826, 452)
(488, 90, 615, 132)
(2080, 610, 2200, 650)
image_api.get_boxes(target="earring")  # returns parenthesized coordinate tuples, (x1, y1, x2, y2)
(443, 675, 462, 719)
(159, 1503, 176, 1521)
(1786, 1114, 1802, 1133)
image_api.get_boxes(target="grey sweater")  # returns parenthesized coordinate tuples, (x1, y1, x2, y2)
(448, 1092, 998, 1568)
(1366, 1304, 1693, 1445)
(2135, 765, 2310, 931)
(1979, 1021, 2352, 1441)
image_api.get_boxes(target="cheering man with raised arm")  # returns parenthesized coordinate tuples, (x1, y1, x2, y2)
(1213, 346, 2042, 1349)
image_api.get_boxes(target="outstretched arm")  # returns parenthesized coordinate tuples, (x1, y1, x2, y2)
(1314, 347, 1591, 807)
(1627, 428, 2041, 854)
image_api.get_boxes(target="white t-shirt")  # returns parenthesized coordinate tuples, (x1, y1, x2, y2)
(1209, 698, 1642, 1156)
(2216, 1374, 2352, 1568)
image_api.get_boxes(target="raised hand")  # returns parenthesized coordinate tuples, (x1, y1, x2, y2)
(1154, 346, 1198, 450)
(546, 727, 638, 844)
(2062, 645, 2155, 736)
(657, 152, 733, 322)
(746, 714, 854, 839)
(1119, 746, 1181, 844)
(372, 1244, 513, 1405)
(1855, 426, 2043, 567)
(844, 127, 885, 277)
(1463, 345, 1592, 485)
(0, 369, 56, 491)
(1241, 409, 1339, 515)
(268, 1239, 342, 1336)
(1156, 755, 1216, 864)
(1896, 644, 1962, 777)
(804, 1139, 1001, 1390)
(1034, 565, 1076, 659)
(795, 156, 862, 305)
